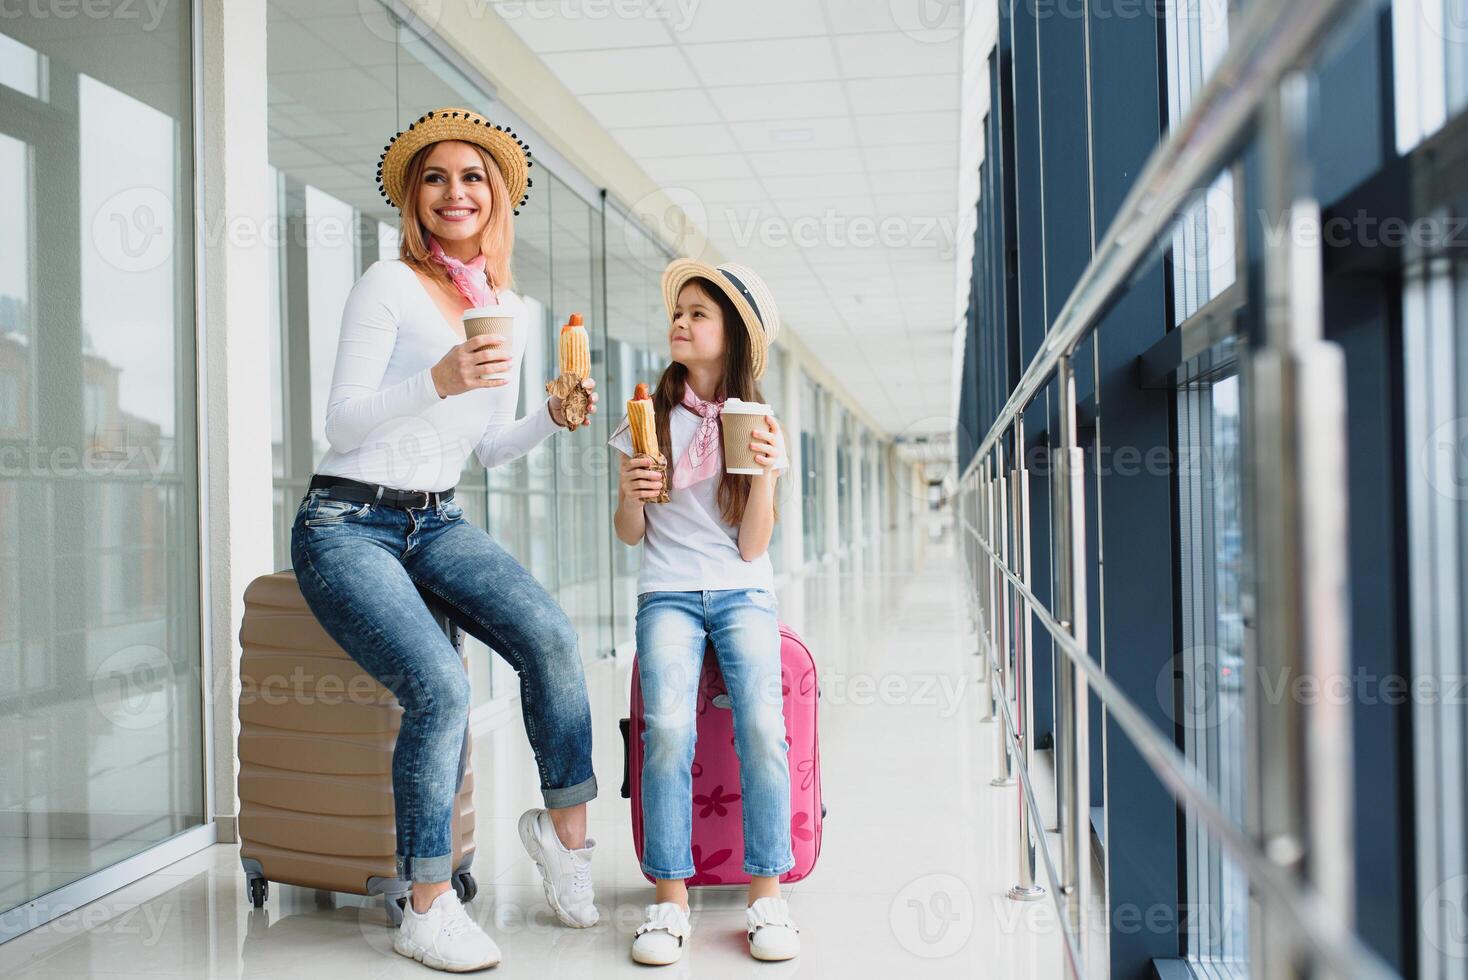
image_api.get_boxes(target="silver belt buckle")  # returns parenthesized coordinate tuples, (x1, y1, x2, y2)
(410, 490, 430, 510)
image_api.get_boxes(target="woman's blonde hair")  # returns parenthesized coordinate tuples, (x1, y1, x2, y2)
(397, 140, 515, 291)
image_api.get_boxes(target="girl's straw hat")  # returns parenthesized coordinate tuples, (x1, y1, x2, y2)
(377, 107, 533, 215)
(661, 259, 782, 379)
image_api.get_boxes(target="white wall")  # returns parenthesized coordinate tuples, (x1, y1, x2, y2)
(200, 0, 276, 839)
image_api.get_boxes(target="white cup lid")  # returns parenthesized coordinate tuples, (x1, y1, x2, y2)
(463, 306, 514, 319)
(722, 398, 771, 415)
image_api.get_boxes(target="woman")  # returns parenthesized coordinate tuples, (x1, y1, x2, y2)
(290, 107, 599, 972)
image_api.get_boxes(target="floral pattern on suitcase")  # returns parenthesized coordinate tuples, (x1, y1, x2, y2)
(626, 623, 823, 886)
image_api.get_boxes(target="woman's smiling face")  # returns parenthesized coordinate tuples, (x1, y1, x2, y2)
(669, 281, 728, 369)
(415, 140, 493, 245)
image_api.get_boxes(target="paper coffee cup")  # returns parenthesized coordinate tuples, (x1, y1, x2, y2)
(721, 398, 772, 475)
(462, 306, 515, 340)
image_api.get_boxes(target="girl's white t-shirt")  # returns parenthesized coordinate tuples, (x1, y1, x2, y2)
(610, 404, 789, 595)
(314, 259, 560, 492)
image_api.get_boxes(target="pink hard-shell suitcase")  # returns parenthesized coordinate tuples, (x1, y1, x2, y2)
(619, 624, 824, 885)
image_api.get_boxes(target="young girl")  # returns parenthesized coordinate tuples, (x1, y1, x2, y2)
(610, 259, 801, 965)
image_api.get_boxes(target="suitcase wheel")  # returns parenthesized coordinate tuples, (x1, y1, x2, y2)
(453, 871, 478, 903)
(248, 877, 268, 909)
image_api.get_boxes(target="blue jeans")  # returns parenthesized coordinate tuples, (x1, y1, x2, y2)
(635, 589, 794, 880)
(290, 489, 597, 884)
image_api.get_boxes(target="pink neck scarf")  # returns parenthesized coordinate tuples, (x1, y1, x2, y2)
(427, 235, 498, 308)
(673, 383, 725, 490)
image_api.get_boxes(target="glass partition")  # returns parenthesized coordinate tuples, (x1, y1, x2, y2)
(0, 9, 203, 918)
(800, 373, 827, 562)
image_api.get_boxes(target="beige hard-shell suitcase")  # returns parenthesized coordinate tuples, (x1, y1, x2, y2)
(237, 570, 476, 924)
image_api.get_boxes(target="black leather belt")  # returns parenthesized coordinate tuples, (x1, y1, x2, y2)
(308, 475, 454, 511)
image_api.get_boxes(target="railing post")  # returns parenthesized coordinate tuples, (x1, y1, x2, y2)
(1054, 355, 1090, 960)
(1248, 71, 1355, 980)
(979, 462, 996, 724)
(1009, 415, 1045, 902)
(992, 453, 1017, 787)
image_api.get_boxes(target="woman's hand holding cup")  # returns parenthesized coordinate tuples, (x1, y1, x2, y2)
(619, 452, 664, 503)
(432, 334, 511, 398)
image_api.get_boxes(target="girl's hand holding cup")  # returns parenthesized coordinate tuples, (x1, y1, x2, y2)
(749, 415, 781, 475)
(620, 453, 665, 503)
(432, 334, 512, 398)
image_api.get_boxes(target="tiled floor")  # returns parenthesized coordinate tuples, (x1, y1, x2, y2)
(0, 516, 1102, 977)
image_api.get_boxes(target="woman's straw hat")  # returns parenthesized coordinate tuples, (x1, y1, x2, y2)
(661, 259, 782, 379)
(377, 107, 533, 215)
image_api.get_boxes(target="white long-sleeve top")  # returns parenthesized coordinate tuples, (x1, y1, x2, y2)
(314, 259, 560, 492)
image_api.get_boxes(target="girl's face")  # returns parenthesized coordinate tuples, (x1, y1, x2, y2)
(669, 282, 727, 369)
(415, 141, 493, 246)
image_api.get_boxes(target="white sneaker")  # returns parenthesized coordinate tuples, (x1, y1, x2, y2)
(746, 897, 800, 962)
(393, 889, 501, 972)
(631, 902, 692, 966)
(517, 808, 598, 928)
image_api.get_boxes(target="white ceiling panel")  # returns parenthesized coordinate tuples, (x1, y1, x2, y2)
(834, 32, 960, 79)
(707, 80, 849, 121)
(847, 74, 961, 114)
(643, 152, 755, 181)
(495, 2, 962, 435)
(541, 46, 698, 93)
(685, 37, 841, 86)
(611, 122, 739, 156)
(493, 3, 676, 52)
(579, 88, 719, 129)
(746, 149, 868, 177)
(726, 116, 859, 153)
(665, 0, 829, 44)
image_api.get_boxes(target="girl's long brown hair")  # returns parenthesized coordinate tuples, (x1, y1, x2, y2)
(654, 277, 776, 527)
(398, 140, 515, 292)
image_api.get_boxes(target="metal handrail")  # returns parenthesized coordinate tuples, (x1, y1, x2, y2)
(960, 0, 1379, 482)
(968, 523, 1397, 980)
(957, 0, 1392, 976)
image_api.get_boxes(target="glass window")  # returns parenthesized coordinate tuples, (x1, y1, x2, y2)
(265, 0, 623, 701)
(1177, 371, 1248, 975)
(604, 204, 672, 636)
(836, 406, 854, 551)
(548, 175, 611, 659)
(800, 373, 827, 563)
(0, 8, 203, 917)
(1392, 0, 1468, 152)
(1401, 246, 1468, 977)
(763, 345, 788, 573)
(1165, 0, 1236, 324)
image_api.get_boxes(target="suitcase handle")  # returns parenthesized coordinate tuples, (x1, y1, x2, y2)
(619, 718, 631, 799)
